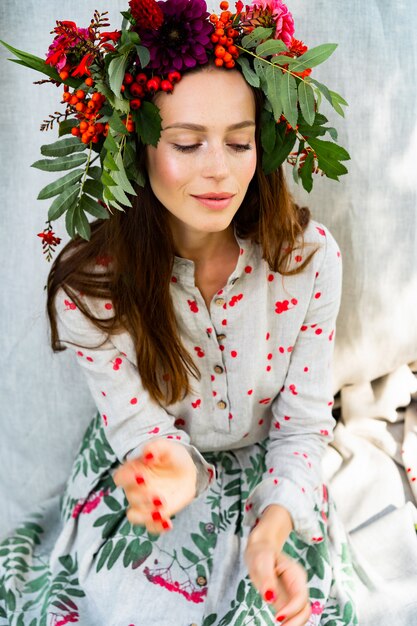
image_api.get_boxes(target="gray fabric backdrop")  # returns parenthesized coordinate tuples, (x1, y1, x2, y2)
(1, 0, 416, 542)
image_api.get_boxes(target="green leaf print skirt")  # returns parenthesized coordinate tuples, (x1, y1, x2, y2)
(0, 412, 358, 626)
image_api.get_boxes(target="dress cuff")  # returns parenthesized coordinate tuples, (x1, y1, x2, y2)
(242, 476, 324, 545)
(125, 439, 216, 500)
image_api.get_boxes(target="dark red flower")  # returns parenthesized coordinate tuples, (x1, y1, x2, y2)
(129, 0, 164, 29)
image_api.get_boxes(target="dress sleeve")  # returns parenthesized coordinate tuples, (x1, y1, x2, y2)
(242, 226, 342, 544)
(53, 287, 216, 499)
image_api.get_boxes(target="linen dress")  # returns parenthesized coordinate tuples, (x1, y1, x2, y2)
(0, 219, 359, 626)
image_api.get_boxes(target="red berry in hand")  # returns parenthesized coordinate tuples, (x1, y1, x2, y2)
(130, 98, 142, 109)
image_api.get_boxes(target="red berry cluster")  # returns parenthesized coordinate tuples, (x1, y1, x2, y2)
(121, 69, 182, 110)
(209, 1, 240, 68)
(61, 76, 109, 144)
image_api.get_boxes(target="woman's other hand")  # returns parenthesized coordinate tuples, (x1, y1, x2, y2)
(113, 438, 197, 535)
(244, 504, 311, 625)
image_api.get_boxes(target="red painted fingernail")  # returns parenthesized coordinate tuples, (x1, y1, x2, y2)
(151, 511, 162, 521)
(135, 475, 145, 485)
(276, 616, 286, 623)
(263, 589, 276, 602)
(152, 497, 163, 507)
(161, 519, 171, 529)
(144, 452, 154, 461)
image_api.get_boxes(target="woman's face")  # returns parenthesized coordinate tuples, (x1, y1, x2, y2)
(145, 68, 257, 240)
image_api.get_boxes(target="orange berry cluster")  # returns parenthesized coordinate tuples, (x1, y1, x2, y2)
(121, 69, 182, 110)
(62, 77, 109, 144)
(210, 1, 240, 68)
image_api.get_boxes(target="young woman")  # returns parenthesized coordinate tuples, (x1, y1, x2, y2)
(0, 64, 358, 626)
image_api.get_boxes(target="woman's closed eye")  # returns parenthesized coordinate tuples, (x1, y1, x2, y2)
(172, 143, 253, 153)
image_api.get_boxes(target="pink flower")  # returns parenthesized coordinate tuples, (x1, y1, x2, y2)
(244, 0, 295, 47)
(311, 601, 324, 615)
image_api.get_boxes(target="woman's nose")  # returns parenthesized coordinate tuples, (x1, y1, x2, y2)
(202, 145, 230, 179)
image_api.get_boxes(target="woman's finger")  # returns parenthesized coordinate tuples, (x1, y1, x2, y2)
(275, 601, 311, 626)
(271, 556, 309, 623)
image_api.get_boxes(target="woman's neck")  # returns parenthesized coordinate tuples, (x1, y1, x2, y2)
(172, 222, 237, 267)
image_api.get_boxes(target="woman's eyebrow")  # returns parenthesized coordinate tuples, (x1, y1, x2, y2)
(162, 121, 256, 131)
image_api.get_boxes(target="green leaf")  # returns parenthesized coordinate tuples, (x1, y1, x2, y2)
(241, 27, 274, 49)
(298, 80, 316, 126)
(253, 57, 269, 94)
(135, 45, 151, 69)
(307, 137, 350, 162)
(310, 78, 334, 108)
(108, 538, 127, 569)
(59, 119, 79, 137)
(132, 101, 162, 146)
(96, 540, 113, 572)
(108, 183, 132, 207)
(104, 151, 120, 172)
(40, 137, 86, 158)
(108, 110, 129, 135)
(108, 54, 129, 98)
(281, 73, 298, 129)
(88, 166, 102, 181)
(32, 153, 87, 172)
(191, 533, 210, 557)
(103, 187, 124, 211)
(48, 186, 80, 221)
(236, 57, 260, 88)
(114, 152, 136, 195)
(256, 39, 288, 57)
(328, 89, 348, 116)
(260, 109, 276, 153)
(291, 43, 338, 72)
(80, 194, 109, 219)
(38, 169, 84, 200)
(262, 124, 296, 174)
(265, 65, 284, 121)
(118, 31, 141, 54)
(95, 79, 130, 115)
(0, 40, 80, 88)
(182, 547, 200, 564)
(103, 132, 120, 154)
(102, 170, 117, 187)
(236, 580, 245, 602)
(103, 496, 122, 512)
(299, 151, 314, 192)
(84, 178, 104, 200)
(309, 587, 325, 599)
(65, 202, 77, 239)
(74, 203, 91, 241)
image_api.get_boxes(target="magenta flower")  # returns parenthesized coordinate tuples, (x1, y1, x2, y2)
(311, 601, 324, 615)
(136, 0, 214, 73)
(46, 21, 94, 71)
(243, 0, 295, 47)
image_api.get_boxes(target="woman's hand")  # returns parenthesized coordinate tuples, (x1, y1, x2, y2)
(244, 505, 311, 625)
(112, 438, 197, 535)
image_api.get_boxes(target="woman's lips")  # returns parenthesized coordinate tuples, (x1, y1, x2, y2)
(191, 195, 235, 210)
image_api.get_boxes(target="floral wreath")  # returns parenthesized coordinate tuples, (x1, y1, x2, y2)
(1, 0, 349, 261)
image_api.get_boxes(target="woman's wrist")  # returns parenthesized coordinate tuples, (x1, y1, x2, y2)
(249, 504, 294, 549)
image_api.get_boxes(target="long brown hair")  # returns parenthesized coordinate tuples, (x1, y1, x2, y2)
(47, 63, 316, 404)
